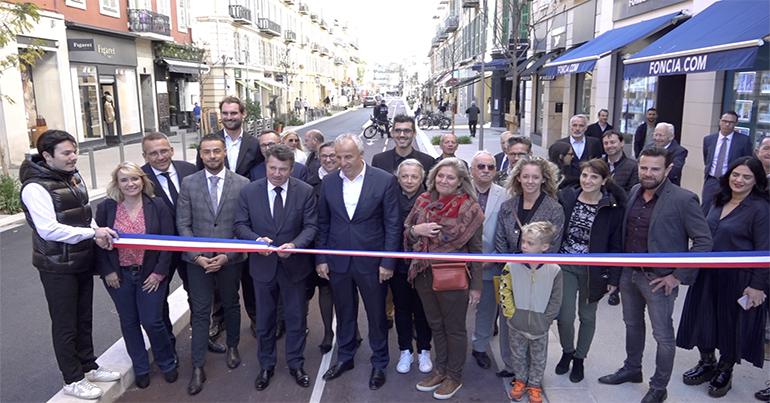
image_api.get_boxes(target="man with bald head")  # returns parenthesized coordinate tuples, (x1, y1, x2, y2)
(494, 131, 514, 172)
(650, 122, 688, 186)
(303, 129, 325, 177)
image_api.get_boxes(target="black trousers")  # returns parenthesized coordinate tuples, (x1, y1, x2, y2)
(162, 262, 189, 351)
(468, 120, 478, 136)
(39, 270, 99, 384)
(187, 262, 242, 368)
(390, 271, 432, 352)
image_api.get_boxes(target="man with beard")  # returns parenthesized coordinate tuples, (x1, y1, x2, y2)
(303, 129, 325, 182)
(598, 147, 712, 403)
(586, 109, 613, 140)
(602, 130, 638, 192)
(634, 108, 658, 158)
(372, 114, 435, 177)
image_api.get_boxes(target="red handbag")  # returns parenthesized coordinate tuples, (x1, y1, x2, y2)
(430, 262, 470, 292)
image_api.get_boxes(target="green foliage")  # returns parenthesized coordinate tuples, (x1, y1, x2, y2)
(1, 2, 42, 104)
(188, 142, 198, 150)
(0, 175, 22, 214)
(431, 135, 441, 145)
(154, 42, 206, 62)
(288, 116, 303, 126)
(244, 99, 261, 123)
(458, 135, 472, 144)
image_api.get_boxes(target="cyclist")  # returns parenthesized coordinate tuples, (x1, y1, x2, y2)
(372, 99, 390, 138)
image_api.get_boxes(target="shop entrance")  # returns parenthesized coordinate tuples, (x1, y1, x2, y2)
(99, 77, 120, 145)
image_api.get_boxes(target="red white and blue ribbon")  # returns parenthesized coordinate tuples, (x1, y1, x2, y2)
(112, 233, 770, 269)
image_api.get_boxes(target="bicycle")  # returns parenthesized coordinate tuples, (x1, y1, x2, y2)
(417, 112, 451, 130)
(363, 117, 390, 139)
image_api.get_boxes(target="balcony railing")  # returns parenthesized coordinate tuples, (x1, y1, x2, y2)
(319, 46, 329, 56)
(311, 43, 320, 53)
(350, 39, 359, 50)
(310, 12, 319, 22)
(334, 57, 344, 65)
(257, 18, 281, 37)
(462, 0, 479, 7)
(319, 19, 328, 30)
(283, 0, 295, 4)
(298, 3, 309, 14)
(128, 9, 171, 37)
(284, 30, 297, 43)
(229, 5, 252, 24)
(444, 15, 459, 33)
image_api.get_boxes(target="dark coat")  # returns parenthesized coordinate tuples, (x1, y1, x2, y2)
(94, 195, 175, 280)
(665, 140, 688, 186)
(633, 122, 652, 158)
(196, 130, 263, 177)
(557, 136, 604, 181)
(371, 148, 436, 177)
(249, 161, 308, 182)
(701, 131, 753, 178)
(604, 153, 639, 192)
(558, 183, 627, 302)
(585, 122, 613, 140)
(141, 160, 198, 222)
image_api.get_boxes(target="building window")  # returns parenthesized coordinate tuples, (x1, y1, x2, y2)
(724, 69, 770, 145)
(115, 68, 141, 135)
(71, 64, 103, 139)
(157, 0, 171, 17)
(65, 0, 86, 10)
(575, 72, 592, 116)
(99, 0, 120, 18)
(620, 76, 656, 142)
(177, 0, 188, 32)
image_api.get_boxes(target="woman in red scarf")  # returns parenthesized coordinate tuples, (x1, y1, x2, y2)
(404, 157, 484, 400)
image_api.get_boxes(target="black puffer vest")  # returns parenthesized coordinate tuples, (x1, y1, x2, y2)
(19, 157, 94, 273)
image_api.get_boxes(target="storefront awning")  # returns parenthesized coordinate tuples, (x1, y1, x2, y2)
(162, 58, 210, 75)
(452, 72, 493, 89)
(542, 11, 684, 77)
(471, 58, 511, 72)
(623, 0, 769, 79)
(253, 75, 283, 91)
(520, 49, 563, 80)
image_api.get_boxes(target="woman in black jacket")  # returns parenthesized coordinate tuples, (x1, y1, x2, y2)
(95, 162, 178, 389)
(555, 159, 626, 383)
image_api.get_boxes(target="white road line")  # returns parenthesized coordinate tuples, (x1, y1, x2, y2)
(382, 137, 390, 153)
(309, 315, 337, 403)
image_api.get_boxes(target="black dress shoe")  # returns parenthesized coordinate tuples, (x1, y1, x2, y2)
(369, 368, 386, 390)
(254, 368, 274, 391)
(471, 350, 491, 369)
(597, 368, 643, 385)
(755, 386, 770, 401)
(163, 368, 178, 383)
(208, 338, 226, 354)
(707, 366, 732, 398)
(290, 367, 311, 388)
(495, 370, 515, 378)
(226, 346, 241, 369)
(608, 290, 620, 306)
(387, 319, 394, 329)
(208, 322, 222, 338)
(323, 360, 354, 381)
(682, 352, 717, 385)
(135, 373, 150, 389)
(555, 352, 573, 375)
(187, 367, 206, 395)
(641, 388, 667, 403)
(276, 320, 286, 339)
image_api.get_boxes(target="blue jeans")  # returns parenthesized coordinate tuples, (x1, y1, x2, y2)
(620, 269, 678, 390)
(105, 269, 176, 376)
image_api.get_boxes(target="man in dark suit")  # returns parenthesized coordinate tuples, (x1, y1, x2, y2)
(303, 129, 325, 182)
(585, 109, 613, 140)
(495, 134, 532, 186)
(196, 96, 263, 177)
(250, 131, 309, 182)
(633, 107, 657, 158)
(650, 122, 688, 186)
(557, 114, 604, 181)
(494, 131, 513, 172)
(602, 130, 638, 192)
(177, 134, 250, 395)
(700, 111, 753, 213)
(598, 147, 712, 403)
(234, 144, 318, 391)
(141, 132, 199, 358)
(371, 114, 435, 176)
(316, 134, 401, 390)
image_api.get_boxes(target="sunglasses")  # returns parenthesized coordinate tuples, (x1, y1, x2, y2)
(476, 164, 495, 171)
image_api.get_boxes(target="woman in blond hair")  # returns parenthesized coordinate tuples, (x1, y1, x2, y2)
(281, 130, 307, 164)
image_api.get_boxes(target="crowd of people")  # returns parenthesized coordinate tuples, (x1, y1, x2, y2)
(19, 95, 770, 403)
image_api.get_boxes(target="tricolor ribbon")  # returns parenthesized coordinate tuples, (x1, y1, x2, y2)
(112, 233, 770, 269)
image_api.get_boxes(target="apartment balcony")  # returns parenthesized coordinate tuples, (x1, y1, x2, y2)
(462, 0, 480, 7)
(320, 19, 329, 30)
(349, 39, 359, 50)
(311, 43, 320, 53)
(128, 9, 171, 38)
(283, 0, 295, 4)
(334, 57, 344, 65)
(257, 18, 281, 37)
(444, 15, 459, 33)
(431, 37, 440, 48)
(310, 12, 319, 22)
(298, 3, 309, 14)
(349, 55, 361, 63)
(319, 46, 329, 56)
(229, 5, 252, 25)
(284, 30, 297, 43)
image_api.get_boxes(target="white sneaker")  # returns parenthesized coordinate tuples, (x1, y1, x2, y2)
(396, 350, 414, 374)
(63, 378, 103, 400)
(85, 367, 121, 382)
(418, 350, 433, 373)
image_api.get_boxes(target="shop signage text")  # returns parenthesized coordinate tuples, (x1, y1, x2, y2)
(624, 47, 760, 79)
(68, 38, 94, 51)
(557, 63, 580, 75)
(66, 29, 137, 66)
(648, 55, 708, 75)
(613, 0, 685, 21)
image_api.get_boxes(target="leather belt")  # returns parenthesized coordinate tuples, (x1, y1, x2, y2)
(120, 264, 143, 272)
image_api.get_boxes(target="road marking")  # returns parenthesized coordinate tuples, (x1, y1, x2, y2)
(382, 137, 389, 153)
(309, 315, 337, 403)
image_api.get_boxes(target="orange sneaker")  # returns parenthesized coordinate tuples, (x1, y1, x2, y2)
(509, 380, 526, 401)
(527, 386, 544, 403)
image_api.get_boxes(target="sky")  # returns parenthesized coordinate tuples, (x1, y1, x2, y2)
(320, 0, 438, 66)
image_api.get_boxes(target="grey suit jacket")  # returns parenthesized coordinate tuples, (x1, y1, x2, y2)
(176, 168, 249, 264)
(623, 179, 712, 284)
(481, 183, 509, 280)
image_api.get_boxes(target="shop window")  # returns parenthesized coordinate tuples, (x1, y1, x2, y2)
(575, 72, 592, 116)
(72, 65, 103, 139)
(723, 70, 770, 145)
(116, 68, 141, 135)
(620, 76, 656, 142)
(177, 0, 188, 32)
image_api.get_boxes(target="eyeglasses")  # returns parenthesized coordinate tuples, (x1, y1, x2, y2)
(392, 128, 414, 134)
(260, 142, 277, 149)
(286, 138, 299, 143)
(720, 119, 737, 125)
(319, 153, 336, 160)
(510, 153, 530, 158)
(475, 164, 496, 171)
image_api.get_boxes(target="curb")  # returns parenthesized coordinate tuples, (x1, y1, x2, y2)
(47, 286, 190, 403)
(285, 106, 361, 132)
(0, 189, 108, 232)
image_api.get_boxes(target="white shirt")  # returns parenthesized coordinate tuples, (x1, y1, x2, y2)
(294, 149, 307, 164)
(267, 180, 288, 217)
(318, 166, 330, 179)
(151, 164, 179, 204)
(224, 129, 243, 172)
(709, 132, 734, 177)
(570, 135, 586, 160)
(20, 183, 97, 243)
(204, 169, 226, 206)
(340, 163, 366, 220)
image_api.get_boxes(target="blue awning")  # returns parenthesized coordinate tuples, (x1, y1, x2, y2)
(624, 0, 770, 78)
(542, 12, 684, 77)
(472, 58, 511, 71)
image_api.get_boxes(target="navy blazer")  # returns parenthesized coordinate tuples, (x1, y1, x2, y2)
(234, 177, 318, 283)
(701, 131, 753, 178)
(196, 130, 263, 177)
(316, 165, 401, 273)
(585, 122, 613, 140)
(249, 161, 309, 182)
(94, 195, 175, 280)
(141, 160, 198, 220)
(557, 135, 604, 179)
(665, 140, 688, 186)
(633, 122, 651, 158)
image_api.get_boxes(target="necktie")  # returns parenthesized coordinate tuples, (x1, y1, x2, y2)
(501, 158, 509, 172)
(208, 175, 220, 214)
(714, 137, 729, 178)
(273, 186, 285, 224)
(160, 172, 178, 204)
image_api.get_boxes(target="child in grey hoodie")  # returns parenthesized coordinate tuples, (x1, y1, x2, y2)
(500, 221, 563, 403)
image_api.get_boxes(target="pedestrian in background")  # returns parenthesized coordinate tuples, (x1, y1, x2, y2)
(95, 162, 178, 390)
(496, 135, 532, 186)
(466, 101, 481, 138)
(634, 107, 658, 158)
(585, 109, 613, 140)
(548, 141, 577, 190)
(193, 102, 201, 131)
(501, 221, 563, 403)
(602, 130, 638, 193)
(556, 114, 604, 185)
(650, 122, 688, 186)
(435, 133, 467, 169)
